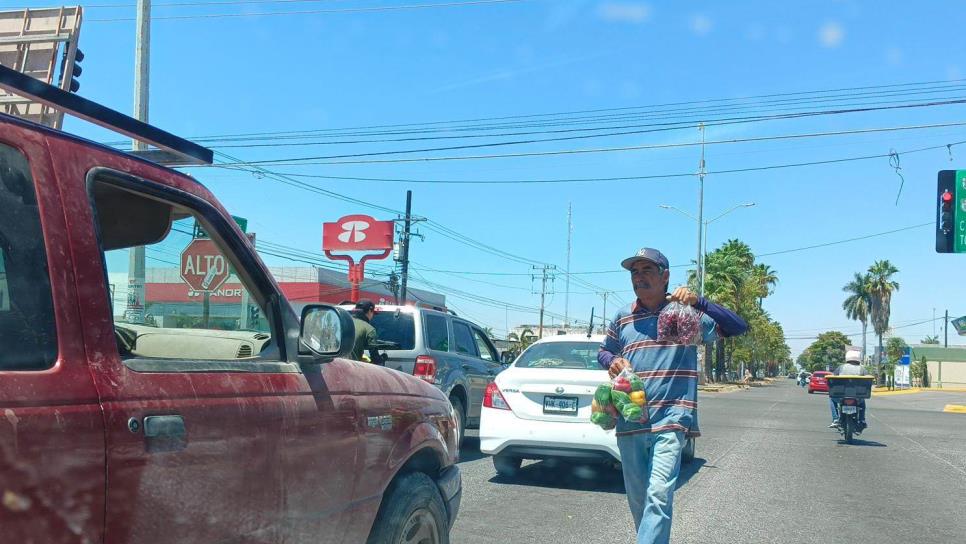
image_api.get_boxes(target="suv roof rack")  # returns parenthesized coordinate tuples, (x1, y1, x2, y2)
(0, 63, 213, 166)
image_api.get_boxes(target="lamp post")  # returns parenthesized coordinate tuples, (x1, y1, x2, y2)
(658, 202, 756, 296)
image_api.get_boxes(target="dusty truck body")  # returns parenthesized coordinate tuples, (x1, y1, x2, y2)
(0, 65, 460, 544)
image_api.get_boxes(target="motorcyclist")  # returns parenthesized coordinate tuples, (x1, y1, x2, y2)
(829, 349, 869, 430)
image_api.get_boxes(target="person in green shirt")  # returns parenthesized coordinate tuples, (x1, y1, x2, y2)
(350, 300, 384, 365)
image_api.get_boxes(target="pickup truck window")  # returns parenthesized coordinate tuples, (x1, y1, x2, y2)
(0, 143, 57, 371)
(90, 179, 278, 363)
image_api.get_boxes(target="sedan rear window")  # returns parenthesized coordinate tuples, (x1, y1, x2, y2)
(515, 342, 601, 370)
(370, 311, 415, 350)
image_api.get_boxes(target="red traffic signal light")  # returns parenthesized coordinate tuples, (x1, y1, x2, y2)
(942, 190, 953, 202)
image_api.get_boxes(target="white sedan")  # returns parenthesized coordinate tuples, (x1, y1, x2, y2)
(479, 334, 621, 476)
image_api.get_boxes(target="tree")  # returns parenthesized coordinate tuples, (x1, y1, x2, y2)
(842, 272, 871, 361)
(867, 260, 900, 382)
(912, 356, 929, 387)
(884, 336, 907, 387)
(921, 335, 940, 345)
(798, 331, 851, 372)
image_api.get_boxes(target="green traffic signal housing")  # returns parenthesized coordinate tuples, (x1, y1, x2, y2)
(936, 170, 966, 253)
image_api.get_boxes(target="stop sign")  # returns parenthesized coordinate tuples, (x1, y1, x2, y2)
(180, 239, 231, 292)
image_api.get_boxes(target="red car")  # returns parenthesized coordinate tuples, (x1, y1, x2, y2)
(0, 67, 460, 544)
(808, 371, 832, 393)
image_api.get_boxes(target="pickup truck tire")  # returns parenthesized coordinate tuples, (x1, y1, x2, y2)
(450, 396, 466, 449)
(492, 454, 522, 478)
(367, 472, 450, 544)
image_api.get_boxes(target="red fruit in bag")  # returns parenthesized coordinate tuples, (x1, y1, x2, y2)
(613, 378, 632, 393)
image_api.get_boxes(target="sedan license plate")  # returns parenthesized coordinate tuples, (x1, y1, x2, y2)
(841, 405, 858, 414)
(543, 396, 578, 415)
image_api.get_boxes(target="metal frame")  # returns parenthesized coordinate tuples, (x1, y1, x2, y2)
(0, 64, 213, 165)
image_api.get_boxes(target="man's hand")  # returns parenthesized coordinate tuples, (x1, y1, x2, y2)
(667, 286, 699, 306)
(608, 357, 630, 379)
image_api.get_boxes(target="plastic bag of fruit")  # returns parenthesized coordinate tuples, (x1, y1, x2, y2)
(591, 368, 648, 429)
(657, 301, 703, 345)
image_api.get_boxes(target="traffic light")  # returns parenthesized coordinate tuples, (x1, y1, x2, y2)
(59, 47, 84, 93)
(936, 170, 965, 253)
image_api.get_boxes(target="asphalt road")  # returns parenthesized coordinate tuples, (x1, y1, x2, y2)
(451, 381, 966, 543)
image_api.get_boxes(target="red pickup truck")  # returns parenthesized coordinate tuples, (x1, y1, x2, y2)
(0, 66, 460, 544)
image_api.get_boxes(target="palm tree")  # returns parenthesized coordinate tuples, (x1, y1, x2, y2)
(752, 264, 778, 307)
(842, 272, 872, 360)
(867, 260, 900, 379)
(921, 335, 940, 345)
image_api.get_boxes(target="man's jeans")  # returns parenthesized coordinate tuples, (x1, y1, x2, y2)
(829, 397, 866, 424)
(617, 431, 685, 544)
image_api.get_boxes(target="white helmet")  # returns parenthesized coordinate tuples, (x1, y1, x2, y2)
(845, 348, 862, 363)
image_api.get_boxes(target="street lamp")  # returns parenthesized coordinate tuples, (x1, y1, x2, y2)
(658, 202, 755, 296)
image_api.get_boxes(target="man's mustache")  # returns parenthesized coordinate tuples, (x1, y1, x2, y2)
(633, 281, 652, 289)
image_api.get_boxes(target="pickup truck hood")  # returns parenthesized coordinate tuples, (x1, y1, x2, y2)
(321, 358, 448, 401)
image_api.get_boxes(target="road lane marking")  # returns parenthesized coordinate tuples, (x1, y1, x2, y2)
(943, 404, 966, 413)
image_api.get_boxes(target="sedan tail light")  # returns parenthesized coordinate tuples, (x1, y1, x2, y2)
(483, 382, 511, 410)
(413, 355, 436, 384)
(843, 398, 857, 405)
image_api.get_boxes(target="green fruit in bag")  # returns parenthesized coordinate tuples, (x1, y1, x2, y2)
(622, 404, 643, 421)
(591, 411, 615, 428)
(629, 374, 644, 392)
(595, 384, 613, 406)
(610, 390, 631, 410)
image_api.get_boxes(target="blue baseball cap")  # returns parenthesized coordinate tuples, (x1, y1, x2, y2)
(621, 248, 669, 271)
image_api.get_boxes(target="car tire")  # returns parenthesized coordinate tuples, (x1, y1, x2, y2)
(449, 396, 466, 449)
(366, 472, 450, 544)
(808, 389, 813, 394)
(492, 454, 522, 478)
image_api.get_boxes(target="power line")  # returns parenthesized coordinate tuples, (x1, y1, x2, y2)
(157, 78, 966, 141)
(83, 0, 349, 8)
(217, 119, 966, 166)
(178, 90, 966, 147)
(89, 0, 526, 21)
(214, 138, 966, 187)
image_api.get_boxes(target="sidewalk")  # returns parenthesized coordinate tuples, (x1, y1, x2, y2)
(872, 387, 966, 397)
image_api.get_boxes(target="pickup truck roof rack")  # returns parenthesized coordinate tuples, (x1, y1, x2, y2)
(0, 63, 213, 166)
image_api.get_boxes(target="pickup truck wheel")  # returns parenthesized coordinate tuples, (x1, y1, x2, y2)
(492, 454, 522, 477)
(367, 472, 450, 544)
(449, 396, 466, 449)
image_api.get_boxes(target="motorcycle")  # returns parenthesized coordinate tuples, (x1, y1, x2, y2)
(827, 375, 874, 443)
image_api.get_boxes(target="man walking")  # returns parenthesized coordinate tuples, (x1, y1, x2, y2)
(599, 248, 748, 544)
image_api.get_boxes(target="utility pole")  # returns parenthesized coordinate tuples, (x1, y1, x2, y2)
(532, 265, 555, 338)
(696, 123, 706, 297)
(124, 0, 151, 325)
(398, 190, 413, 304)
(564, 203, 572, 327)
(598, 291, 609, 334)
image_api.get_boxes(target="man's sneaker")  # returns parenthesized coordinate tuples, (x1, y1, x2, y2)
(828, 422, 840, 429)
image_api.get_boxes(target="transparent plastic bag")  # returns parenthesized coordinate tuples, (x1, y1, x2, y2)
(591, 368, 648, 428)
(657, 301, 703, 345)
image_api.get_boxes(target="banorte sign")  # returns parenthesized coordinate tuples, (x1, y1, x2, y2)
(322, 215, 395, 303)
(323, 214, 394, 251)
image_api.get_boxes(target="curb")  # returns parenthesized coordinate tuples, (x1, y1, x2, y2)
(872, 387, 966, 397)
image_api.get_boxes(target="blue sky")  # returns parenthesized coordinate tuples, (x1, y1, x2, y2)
(12, 0, 966, 355)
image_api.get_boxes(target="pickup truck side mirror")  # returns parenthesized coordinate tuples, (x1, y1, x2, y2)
(299, 305, 355, 359)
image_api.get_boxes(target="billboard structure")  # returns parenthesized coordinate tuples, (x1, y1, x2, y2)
(0, 6, 83, 128)
(323, 215, 395, 303)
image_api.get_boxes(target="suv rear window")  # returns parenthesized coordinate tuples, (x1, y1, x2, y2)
(515, 342, 601, 370)
(0, 143, 57, 370)
(371, 311, 415, 350)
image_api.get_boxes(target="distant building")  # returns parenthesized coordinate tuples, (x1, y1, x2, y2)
(909, 345, 966, 389)
(510, 324, 592, 340)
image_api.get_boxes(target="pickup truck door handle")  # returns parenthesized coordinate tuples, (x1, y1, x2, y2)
(143, 415, 187, 453)
(462, 364, 473, 371)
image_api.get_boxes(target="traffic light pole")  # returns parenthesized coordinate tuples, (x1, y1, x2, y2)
(125, 0, 151, 325)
